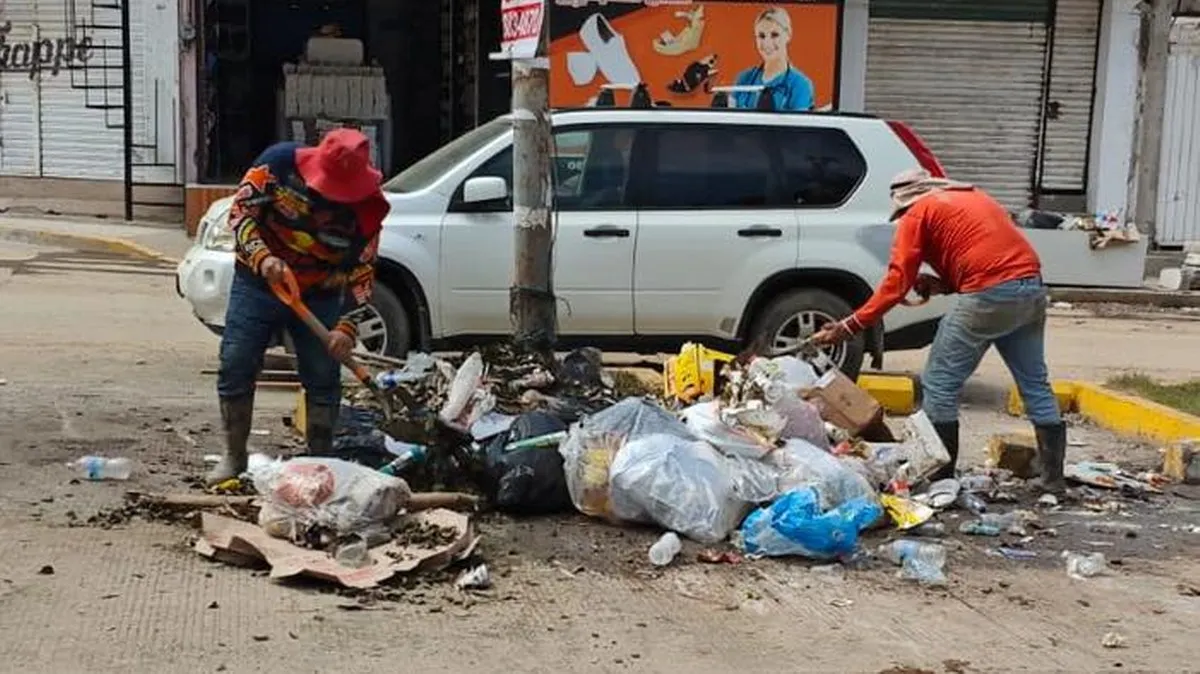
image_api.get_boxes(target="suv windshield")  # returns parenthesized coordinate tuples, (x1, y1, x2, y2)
(383, 116, 510, 193)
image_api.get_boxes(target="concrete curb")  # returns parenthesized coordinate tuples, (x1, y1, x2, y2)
(1049, 286, 1200, 308)
(0, 225, 181, 265)
(1007, 380, 1200, 444)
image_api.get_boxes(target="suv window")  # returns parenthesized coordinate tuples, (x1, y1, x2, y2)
(452, 127, 636, 212)
(644, 126, 779, 209)
(776, 127, 867, 207)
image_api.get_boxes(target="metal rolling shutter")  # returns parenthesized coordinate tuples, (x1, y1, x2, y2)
(0, 0, 39, 175)
(1039, 0, 1101, 192)
(866, 0, 1051, 209)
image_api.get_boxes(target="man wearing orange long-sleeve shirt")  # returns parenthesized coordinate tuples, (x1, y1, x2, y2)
(814, 168, 1065, 493)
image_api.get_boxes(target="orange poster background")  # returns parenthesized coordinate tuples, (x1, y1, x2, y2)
(549, 2, 840, 109)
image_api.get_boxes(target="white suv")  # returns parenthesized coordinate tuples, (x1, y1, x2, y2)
(176, 107, 952, 377)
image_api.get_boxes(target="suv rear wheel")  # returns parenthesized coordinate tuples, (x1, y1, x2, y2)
(750, 288, 866, 380)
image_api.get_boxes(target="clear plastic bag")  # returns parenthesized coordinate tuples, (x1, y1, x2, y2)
(739, 487, 882, 560)
(771, 439, 877, 510)
(608, 433, 748, 544)
(558, 397, 694, 519)
(439, 352, 496, 431)
(252, 457, 412, 544)
(743, 357, 828, 449)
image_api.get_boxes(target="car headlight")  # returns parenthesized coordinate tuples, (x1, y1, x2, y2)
(201, 202, 235, 252)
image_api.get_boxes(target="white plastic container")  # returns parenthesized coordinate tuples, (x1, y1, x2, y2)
(648, 532, 682, 567)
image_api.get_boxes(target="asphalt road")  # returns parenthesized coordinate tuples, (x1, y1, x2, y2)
(0, 237, 1197, 673)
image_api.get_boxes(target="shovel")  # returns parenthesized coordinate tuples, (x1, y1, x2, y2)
(268, 267, 396, 420)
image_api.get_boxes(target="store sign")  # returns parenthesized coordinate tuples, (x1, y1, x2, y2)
(0, 22, 94, 78)
(500, 0, 546, 59)
(548, 0, 842, 110)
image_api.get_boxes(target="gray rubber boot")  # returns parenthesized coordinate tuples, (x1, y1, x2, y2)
(1034, 421, 1067, 494)
(206, 395, 254, 486)
(305, 402, 338, 455)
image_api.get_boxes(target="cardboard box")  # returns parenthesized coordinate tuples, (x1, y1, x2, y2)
(803, 368, 883, 436)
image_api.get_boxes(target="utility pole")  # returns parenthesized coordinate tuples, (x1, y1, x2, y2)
(509, 13, 557, 351)
(1132, 0, 1174, 242)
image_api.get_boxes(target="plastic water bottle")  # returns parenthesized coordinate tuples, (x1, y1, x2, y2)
(880, 539, 947, 586)
(379, 445, 428, 476)
(72, 456, 134, 481)
(648, 532, 682, 567)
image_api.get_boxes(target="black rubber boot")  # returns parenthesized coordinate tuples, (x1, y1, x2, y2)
(1034, 421, 1067, 494)
(305, 402, 339, 455)
(929, 420, 960, 482)
(206, 395, 254, 486)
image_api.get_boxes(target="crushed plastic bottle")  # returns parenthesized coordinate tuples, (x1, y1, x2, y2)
(333, 534, 370, 568)
(879, 539, 947, 587)
(1064, 551, 1108, 579)
(648, 532, 682, 567)
(956, 490, 988, 514)
(71, 456, 133, 481)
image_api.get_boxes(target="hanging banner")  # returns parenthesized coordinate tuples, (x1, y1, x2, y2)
(548, 0, 841, 110)
(500, 0, 547, 59)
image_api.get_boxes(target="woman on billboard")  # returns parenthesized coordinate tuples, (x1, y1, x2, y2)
(731, 7, 816, 111)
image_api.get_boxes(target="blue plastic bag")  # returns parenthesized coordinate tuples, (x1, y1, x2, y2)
(739, 487, 882, 560)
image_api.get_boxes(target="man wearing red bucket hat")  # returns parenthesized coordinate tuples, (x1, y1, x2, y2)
(207, 128, 389, 486)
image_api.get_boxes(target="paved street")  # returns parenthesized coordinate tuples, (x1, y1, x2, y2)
(0, 232, 1197, 673)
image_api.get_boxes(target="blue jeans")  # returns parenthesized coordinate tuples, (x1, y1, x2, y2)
(922, 277, 1061, 426)
(218, 266, 344, 406)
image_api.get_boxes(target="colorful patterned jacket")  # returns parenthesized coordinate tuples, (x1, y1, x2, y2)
(228, 142, 388, 339)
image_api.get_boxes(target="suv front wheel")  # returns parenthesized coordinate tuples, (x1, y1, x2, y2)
(750, 288, 866, 380)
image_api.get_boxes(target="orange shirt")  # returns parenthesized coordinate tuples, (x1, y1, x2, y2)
(849, 187, 1043, 330)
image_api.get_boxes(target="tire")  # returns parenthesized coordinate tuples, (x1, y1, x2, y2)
(749, 288, 866, 380)
(364, 282, 411, 358)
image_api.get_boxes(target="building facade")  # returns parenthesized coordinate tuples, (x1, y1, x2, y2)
(0, 0, 183, 218)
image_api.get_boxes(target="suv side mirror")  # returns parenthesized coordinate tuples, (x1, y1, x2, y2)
(462, 176, 508, 205)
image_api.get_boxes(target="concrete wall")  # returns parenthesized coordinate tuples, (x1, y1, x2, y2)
(1087, 0, 1141, 221)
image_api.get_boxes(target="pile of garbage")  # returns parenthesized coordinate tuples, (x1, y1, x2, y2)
(323, 343, 967, 576)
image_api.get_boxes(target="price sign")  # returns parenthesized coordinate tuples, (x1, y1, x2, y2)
(500, 0, 545, 59)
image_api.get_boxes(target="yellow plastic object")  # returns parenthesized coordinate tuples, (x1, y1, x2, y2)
(662, 342, 735, 403)
(879, 494, 934, 530)
(212, 478, 242, 493)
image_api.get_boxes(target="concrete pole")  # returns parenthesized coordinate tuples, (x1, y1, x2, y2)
(1132, 0, 1174, 242)
(509, 24, 557, 350)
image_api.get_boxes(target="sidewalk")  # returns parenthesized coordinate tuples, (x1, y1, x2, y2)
(0, 214, 192, 263)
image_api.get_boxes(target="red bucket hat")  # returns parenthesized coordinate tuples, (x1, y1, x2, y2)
(295, 128, 384, 204)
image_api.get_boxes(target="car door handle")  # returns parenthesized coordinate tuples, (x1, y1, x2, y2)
(738, 226, 783, 238)
(583, 226, 630, 239)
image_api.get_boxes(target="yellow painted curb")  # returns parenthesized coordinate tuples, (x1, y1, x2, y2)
(856, 373, 918, 415)
(0, 226, 180, 264)
(1007, 380, 1200, 444)
(1005, 381, 1079, 417)
(294, 389, 308, 441)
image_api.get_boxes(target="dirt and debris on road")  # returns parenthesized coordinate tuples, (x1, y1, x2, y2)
(0, 238, 1198, 672)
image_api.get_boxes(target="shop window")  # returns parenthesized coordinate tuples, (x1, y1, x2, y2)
(776, 127, 867, 208)
(643, 126, 778, 209)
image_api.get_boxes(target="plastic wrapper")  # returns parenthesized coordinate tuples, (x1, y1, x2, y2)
(739, 487, 882, 560)
(439, 352, 496, 431)
(681, 401, 775, 459)
(735, 357, 829, 449)
(252, 457, 412, 544)
(771, 439, 876, 510)
(608, 433, 749, 544)
(559, 397, 694, 519)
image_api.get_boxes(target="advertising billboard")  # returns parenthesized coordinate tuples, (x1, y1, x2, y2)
(548, 0, 842, 111)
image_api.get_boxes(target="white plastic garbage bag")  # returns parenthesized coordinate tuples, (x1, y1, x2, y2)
(252, 457, 412, 544)
(772, 439, 876, 510)
(439, 352, 496, 432)
(559, 397, 695, 519)
(608, 433, 749, 544)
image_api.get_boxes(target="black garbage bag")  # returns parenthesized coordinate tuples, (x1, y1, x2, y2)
(484, 411, 573, 514)
(325, 404, 392, 467)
